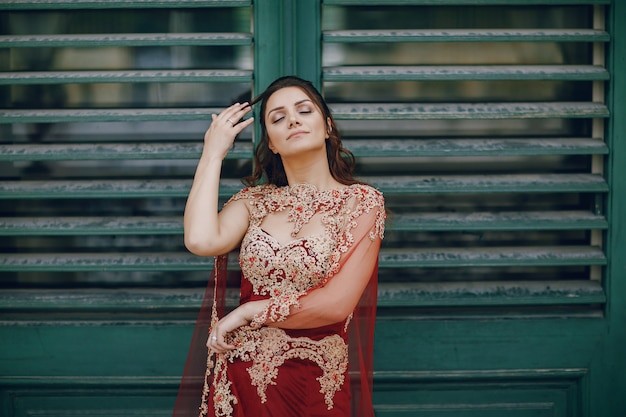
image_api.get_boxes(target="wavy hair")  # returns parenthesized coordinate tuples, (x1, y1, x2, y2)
(243, 76, 358, 187)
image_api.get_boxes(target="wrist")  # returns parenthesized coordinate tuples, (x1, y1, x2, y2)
(199, 151, 225, 165)
(245, 300, 269, 325)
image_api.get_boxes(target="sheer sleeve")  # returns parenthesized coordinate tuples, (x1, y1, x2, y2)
(172, 254, 229, 417)
(250, 187, 385, 330)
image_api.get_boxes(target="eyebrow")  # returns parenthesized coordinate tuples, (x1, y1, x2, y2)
(267, 99, 312, 116)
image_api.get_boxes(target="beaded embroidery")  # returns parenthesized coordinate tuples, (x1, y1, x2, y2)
(226, 326, 348, 410)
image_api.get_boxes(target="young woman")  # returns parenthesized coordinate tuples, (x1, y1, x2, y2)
(174, 76, 385, 417)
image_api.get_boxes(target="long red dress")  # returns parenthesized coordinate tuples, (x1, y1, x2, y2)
(173, 183, 385, 417)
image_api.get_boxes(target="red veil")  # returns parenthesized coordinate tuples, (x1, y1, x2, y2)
(172, 194, 383, 417)
(172, 253, 226, 417)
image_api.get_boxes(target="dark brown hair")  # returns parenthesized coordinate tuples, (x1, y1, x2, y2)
(243, 76, 358, 187)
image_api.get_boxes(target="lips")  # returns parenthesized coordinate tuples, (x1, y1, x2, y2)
(287, 130, 308, 140)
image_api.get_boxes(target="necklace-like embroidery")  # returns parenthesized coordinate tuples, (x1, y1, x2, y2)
(286, 183, 326, 236)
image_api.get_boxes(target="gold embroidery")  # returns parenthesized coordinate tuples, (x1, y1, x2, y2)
(241, 226, 334, 297)
(203, 354, 238, 417)
(343, 312, 353, 333)
(225, 326, 348, 410)
(233, 184, 385, 326)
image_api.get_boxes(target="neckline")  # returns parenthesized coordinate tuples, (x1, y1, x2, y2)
(286, 182, 353, 195)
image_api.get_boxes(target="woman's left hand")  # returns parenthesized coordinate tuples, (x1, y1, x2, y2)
(207, 300, 269, 354)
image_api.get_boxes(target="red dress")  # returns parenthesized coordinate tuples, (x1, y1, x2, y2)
(173, 183, 385, 417)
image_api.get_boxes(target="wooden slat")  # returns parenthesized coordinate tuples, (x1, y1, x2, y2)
(0, 0, 251, 10)
(0, 289, 205, 310)
(378, 246, 606, 268)
(0, 210, 607, 236)
(0, 108, 221, 124)
(0, 142, 253, 161)
(0, 252, 216, 272)
(377, 280, 606, 307)
(323, 65, 609, 81)
(0, 33, 252, 48)
(330, 102, 609, 120)
(326, 1, 608, 7)
(346, 138, 608, 157)
(0, 138, 606, 162)
(0, 179, 223, 199)
(372, 369, 591, 383)
(372, 174, 608, 194)
(0, 174, 608, 199)
(0, 246, 605, 272)
(0, 280, 605, 311)
(0, 103, 608, 124)
(0, 216, 183, 236)
(323, 29, 610, 43)
(0, 69, 253, 85)
(390, 211, 608, 231)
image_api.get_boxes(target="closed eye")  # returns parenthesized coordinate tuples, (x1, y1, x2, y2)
(269, 106, 313, 124)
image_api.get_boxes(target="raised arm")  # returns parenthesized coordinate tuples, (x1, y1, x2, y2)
(183, 102, 254, 256)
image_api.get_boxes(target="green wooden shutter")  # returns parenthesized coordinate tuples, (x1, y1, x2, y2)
(318, 1, 620, 416)
(0, 1, 255, 415)
(0, 1, 254, 276)
(321, 0, 609, 312)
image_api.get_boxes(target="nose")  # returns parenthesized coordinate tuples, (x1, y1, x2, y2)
(288, 111, 301, 127)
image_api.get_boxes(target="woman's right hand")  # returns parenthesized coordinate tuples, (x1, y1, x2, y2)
(203, 102, 254, 160)
(207, 300, 269, 354)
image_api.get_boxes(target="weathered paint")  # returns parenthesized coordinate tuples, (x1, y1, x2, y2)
(0, 69, 253, 85)
(0, 174, 609, 199)
(0, 142, 253, 161)
(324, 65, 610, 81)
(0, 32, 252, 48)
(0, 0, 251, 10)
(0, 210, 608, 236)
(323, 28, 610, 43)
(0, 138, 607, 162)
(331, 102, 609, 120)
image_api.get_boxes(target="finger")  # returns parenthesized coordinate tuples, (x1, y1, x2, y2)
(220, 102, 251, 125)
(227, 105, 253, 128)
(207, 331, 217, 349)
(215, 333, 235, 351)
(207, 328, 234, 353)
(231, 116, 254, 134)
(207, 336, 225, 353)
(217, 102, 245, 122)
(230, 103, 253, 122)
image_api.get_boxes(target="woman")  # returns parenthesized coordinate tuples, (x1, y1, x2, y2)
(174, 76, 385, 417)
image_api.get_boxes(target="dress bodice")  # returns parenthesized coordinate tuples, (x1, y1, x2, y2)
(239, 224, 335, 301)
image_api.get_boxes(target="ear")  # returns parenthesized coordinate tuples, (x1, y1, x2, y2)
(268, 140, 278, 154)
